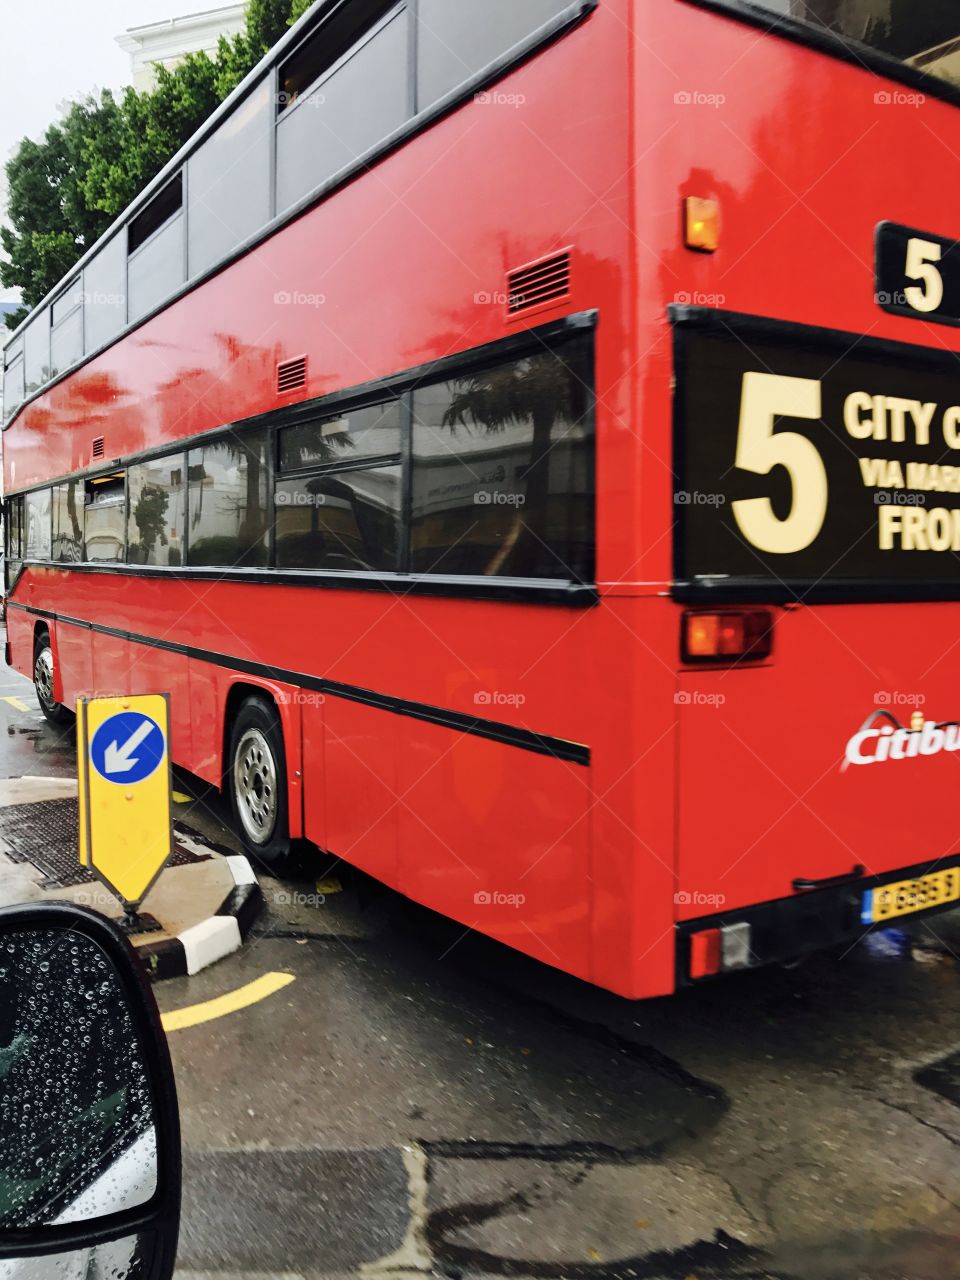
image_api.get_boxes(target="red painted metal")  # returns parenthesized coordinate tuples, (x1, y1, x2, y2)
(6, 0, 960, 997)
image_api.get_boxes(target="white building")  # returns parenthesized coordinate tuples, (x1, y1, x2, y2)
(116, 4, 247, 91)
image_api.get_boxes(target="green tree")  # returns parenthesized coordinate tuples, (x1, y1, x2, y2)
(0, 92, 127, 326)
(2, 0, 311, 326)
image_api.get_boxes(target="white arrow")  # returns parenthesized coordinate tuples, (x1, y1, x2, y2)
(103, 720, 156, 774)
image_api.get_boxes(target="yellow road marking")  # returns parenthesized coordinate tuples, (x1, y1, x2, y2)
(0, 696, 31, 713)
(160, 972, 295, 1032)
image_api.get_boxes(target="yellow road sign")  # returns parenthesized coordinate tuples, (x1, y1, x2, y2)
(77, 693, 174, 909)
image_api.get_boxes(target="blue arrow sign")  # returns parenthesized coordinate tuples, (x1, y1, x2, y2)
(90, 711, 166, 785)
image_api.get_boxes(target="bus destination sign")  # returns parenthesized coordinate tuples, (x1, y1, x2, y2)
(672, 307, 960, 595)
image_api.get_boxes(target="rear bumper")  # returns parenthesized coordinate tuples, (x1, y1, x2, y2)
(675, 857, 960, 987)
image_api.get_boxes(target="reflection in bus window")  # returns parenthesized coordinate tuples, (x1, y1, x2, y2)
(278, 400, 402, 471)
(754, 1, 960, 88)
(6, 495, 23, 561)
(187, 431, 270, 567)
(52, 481, 83, 562)
(410, 342, 594, 581)
(24, 489, 51, 561)
(127, 456, 186, 567)
(84, 475, 125, 564)
(275, 466, 402, 572)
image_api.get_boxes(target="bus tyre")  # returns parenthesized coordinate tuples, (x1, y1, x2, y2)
(33, 636, 72, 726)
(228, 696, 292, 868)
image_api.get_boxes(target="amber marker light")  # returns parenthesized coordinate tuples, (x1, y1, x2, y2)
(684, 196, 720, 252)
(682, 610, 773, 664)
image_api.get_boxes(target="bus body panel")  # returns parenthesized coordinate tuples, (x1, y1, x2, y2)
(7, 0, 960, 996)
(632, 1, 960, 596)
(396, 718, 593, 978)
(627, 5, 960, 950)
(2, 0, 639, 590)
(676, 602, 960, 918)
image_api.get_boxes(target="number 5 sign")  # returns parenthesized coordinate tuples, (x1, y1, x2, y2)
(876, 221, 960, 328)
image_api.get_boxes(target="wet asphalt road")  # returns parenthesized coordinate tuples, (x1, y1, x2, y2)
(0, 646, 959, 1279)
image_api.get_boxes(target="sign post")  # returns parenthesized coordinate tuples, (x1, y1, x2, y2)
(77, 693, 174, 930)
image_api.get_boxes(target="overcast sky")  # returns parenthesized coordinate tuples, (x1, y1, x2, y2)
(0, 0, 202, 301)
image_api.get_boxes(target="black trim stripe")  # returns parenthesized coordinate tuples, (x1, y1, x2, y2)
(8, 601, 590, 767)
(6, 559, 598, 608)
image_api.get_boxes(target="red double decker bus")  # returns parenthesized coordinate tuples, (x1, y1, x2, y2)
(4, 0, 960, 998)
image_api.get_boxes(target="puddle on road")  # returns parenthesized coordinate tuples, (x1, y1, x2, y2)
(915, 1051, 960, 1107)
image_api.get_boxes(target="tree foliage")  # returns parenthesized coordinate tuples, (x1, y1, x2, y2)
(2, 0, 312, 327)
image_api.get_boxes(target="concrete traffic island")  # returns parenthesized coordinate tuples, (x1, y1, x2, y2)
(0, 775, 262, 979)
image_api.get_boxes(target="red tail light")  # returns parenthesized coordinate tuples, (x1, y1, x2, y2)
(689, 928, 721, 979)
(682, 609, 773, 664)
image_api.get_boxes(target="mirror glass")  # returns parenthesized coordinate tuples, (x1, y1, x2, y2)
(0, 929, 157, 1228)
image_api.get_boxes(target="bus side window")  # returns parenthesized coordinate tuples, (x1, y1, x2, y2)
(416, 0, 578, 110)
(24, 489, 52, 562)
(84, 473, 126, 564)
(52, 481, 83, 563)
(410, 339, 595, 582)
(274, 400, 403, 574)
(127, 455, 186, 567)
(187, 431, 270, 568)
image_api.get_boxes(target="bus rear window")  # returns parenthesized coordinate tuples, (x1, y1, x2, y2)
(751, 2, 960, 89)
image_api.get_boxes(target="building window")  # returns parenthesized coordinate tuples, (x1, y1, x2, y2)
(127, 455, 186, 566)
(187, 431, 270, 567)
(410, 338, 594, 580)
(84, 473, 126, 563)
(52, 481, 83, 562)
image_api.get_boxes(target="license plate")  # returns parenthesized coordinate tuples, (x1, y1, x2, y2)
(861, 868, 960, 925)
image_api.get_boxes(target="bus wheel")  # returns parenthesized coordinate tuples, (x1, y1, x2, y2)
(228, 696, 291, 868)
(33, 636, 72, 726)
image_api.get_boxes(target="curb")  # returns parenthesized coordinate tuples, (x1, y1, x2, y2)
(137, 855, 262, 981)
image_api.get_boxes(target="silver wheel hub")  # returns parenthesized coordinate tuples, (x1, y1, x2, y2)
(234, 727, 278, 845)
(34, 648, 55, 710)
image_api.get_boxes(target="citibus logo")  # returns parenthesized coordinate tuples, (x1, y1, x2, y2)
(844, 710, 960, 767)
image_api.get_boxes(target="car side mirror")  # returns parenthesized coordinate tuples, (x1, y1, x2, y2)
(0, 903, 180, 1279)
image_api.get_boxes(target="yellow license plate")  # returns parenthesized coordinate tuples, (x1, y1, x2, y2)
(862, 868, 960, 924)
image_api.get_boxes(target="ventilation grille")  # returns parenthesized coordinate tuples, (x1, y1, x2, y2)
(277, 355, 307, 394)
(507, 250, 571, 315)
(91, 436, 105, 461)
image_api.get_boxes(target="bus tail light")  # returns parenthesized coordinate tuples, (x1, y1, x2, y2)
(689, 928, 721, 979)
(682, 609, 773, 664)
(688, 922, 753, 980)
